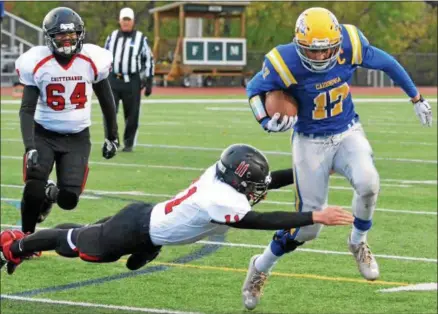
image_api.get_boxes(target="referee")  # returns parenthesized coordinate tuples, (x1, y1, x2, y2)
(104, 7, 154, 152)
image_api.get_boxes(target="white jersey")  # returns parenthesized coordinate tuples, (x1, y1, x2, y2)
(149, 165, 252, 245)
(15, 44, 113, 134)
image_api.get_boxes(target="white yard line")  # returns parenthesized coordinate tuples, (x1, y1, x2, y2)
(0, 223, 436, 263)
(2, 156, 436, 185)
(379, 283, 437, 293)
(2, 185, 436, 216)
(4, 139, 435, 164)
(1, 98, 437, 105)
(0, 295, 201, 314)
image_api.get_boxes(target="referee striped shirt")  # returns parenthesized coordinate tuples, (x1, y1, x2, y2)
(104, 29, 154, 81)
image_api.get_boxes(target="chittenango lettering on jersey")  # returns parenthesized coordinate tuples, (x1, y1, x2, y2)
(315, 77, 341, 90)
(51, 76, 83, 82)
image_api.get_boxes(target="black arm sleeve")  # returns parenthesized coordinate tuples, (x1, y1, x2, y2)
(225, 211, 313, 230)
(268, 168, 294, 190)
(92, 78, 118, 141)
(19, 85, 40, 152)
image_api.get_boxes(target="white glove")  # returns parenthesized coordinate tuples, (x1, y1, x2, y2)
(263, 112, 297, 132)
(25, 149, 38, 169)
(413, 96, 432, 127)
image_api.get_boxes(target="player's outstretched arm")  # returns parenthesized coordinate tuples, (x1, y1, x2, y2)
(362, 45, 432, 127)
(19, 85, 40, 152)
(268, 168, 294, 190)
(225, 206, 353, 230)
(92, 79, 119, 159)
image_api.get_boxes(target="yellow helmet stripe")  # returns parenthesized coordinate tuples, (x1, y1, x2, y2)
(266, 48, 298, 86)
(344, 24, 362, 65)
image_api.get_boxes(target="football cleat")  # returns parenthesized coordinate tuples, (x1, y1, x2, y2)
(0, 230, 27, 275)
(242, 255, 269, 310)
(348, 236, 380, 280)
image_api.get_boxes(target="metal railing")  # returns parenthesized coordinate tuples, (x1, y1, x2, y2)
(2, 10, 44, 48)
(1, 10, 44, 86)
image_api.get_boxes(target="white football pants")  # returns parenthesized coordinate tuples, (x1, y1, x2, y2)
(290, 123, 380, 242)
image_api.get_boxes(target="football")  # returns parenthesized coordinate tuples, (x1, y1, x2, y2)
(265, 90, 298, 118)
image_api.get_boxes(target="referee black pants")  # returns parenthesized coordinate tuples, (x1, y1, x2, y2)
(109, 73, 142, 148)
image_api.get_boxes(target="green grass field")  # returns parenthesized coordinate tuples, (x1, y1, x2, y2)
(1, 93, 437, 314)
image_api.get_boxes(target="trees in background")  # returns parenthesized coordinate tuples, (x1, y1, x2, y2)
(7, 1, 437, 54)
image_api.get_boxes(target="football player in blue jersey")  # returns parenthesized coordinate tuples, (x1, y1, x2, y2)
(242, 7, 433, 310)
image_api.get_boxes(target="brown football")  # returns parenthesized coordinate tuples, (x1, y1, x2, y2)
(265, 90, 298, 118)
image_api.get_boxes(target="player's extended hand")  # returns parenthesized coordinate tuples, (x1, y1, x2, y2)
(102, 139, 118, 159)
(413, 96, 432, 127)
(25, 149, 39, 169)
(312, 206, 354, 226)
(262, 112, 297, 132)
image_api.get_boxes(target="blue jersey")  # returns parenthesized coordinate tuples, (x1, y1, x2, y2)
(247, 24, 418, 135)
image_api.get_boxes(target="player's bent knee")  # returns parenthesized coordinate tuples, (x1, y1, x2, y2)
(57, 189, 79, 210)
(355, 168, 380, 197)
(55, 242, 79, 258)
(75, 225, 121, 263)
(23, 180, 46, 202)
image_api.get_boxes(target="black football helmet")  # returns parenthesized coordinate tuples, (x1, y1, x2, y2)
(216, 144, 271, 205)
(42, 7, 85, 57)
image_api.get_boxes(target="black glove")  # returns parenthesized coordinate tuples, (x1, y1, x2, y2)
(142, 77, 153, 97)
(102, 139, 119, 159)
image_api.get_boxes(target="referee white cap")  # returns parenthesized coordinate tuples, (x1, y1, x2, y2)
(120, 7, 134, 20)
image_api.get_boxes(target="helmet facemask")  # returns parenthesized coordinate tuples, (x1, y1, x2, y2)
(43, 18, 85, 58)
(243, 174, 272, 206)
(294, 37, 342, 73)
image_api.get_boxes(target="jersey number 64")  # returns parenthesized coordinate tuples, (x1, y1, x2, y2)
(46, 82, 87, 111)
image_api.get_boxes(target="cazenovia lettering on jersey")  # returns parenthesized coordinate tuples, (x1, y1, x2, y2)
(51, 76, 83, 82)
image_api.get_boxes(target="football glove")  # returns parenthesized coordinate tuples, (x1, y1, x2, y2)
(141, 77, 153, 97)
(413, 96, 432, 127)
(102, 139, 118, 159)
(262, 113, 297, 132)
(25, 149, 38, 169)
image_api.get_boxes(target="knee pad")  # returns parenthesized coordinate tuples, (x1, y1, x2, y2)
(55, 240, 79, 258)
(57, 189, 79, 210)
(271, 229, 305, 255)
(76, 225, 121, 263)
(23, 180, 46, 203)
(355, 169, 380, 197)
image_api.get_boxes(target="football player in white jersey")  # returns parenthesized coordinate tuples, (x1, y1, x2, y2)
(15, 7, 119, 234)
(1, 144, 353, 275)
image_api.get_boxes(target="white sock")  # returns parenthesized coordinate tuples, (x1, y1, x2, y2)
(254, 244, 281, 273)
(350, 226, 367, 245)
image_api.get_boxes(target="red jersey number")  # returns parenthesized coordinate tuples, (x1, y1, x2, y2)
(164, 186, 197, 215)
(46, 82, 87, 111)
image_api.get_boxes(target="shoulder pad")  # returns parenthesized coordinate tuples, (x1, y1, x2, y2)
(80, 44, 113, 82)
(341, 24, 367, 65)
(265, 44, 298, 87)
(15, 46, 52, 86)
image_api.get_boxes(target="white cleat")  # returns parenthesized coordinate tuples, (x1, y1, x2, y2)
(242, 254, 269, 310)
(348, 237, 380, 281)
